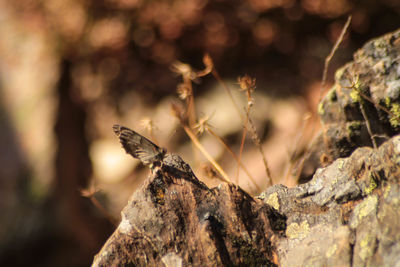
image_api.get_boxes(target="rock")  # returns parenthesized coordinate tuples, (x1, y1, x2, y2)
(260, 135, 400, 266)
(318, 28, 400, 160)
(298, 28, 400, 183)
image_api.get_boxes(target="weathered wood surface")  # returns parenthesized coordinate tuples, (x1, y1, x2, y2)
(93, 160, 285, 266)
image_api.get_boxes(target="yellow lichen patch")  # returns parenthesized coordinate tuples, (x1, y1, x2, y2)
(389, 103, 400, 127)
(359, 195, 378, 219)
(326, 244, 337, 258)
(383, 183, 391, 199)
(384, 98, 400, 127)
(385, 97, 391, 107)
(365, 173, 378, 195)
(359, 234, 376, 261)
(346, 121, 361, 139)
(334, 67, 345, 81)
(328, 86, 338, 101)
(358, 195, 378, 219)
(353, 75, 361, 90)
(337, 159, 345, 171)
(286, 221, 310, 240)
(350, 195, 378, 229)
(373, 39, 386, 48)
(350, 89, 361, 103)
(318, 102, 325, 116)
(265, 192, 280, 211)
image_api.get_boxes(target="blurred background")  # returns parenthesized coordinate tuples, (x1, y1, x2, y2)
(0, 0, 399, 266)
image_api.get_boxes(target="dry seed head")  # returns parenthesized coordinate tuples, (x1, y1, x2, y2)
(238, 74, 256, 93)
(203, 54, 213, 69)
(194, 115, 211, 135)
(196, 54, 214, 77)
(238, 74, 256, 106)
(177, 83, 192, 100)
(171, 61, 197, 80)
(80, 183, 99, 198)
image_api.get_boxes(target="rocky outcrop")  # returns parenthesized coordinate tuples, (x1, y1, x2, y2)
(261, 136, 400, 266)
(319, 28, 400, 160)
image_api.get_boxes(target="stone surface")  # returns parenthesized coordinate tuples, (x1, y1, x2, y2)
(318, 28, 400, 160)
(298, 28, 400, 183)
(259, 135, 400, 266)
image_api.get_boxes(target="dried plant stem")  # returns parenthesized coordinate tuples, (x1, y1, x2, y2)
(81, 186, 119, 226)
(89, 195, 118, 226)
(207, 128, 261, 191)
(292, 16, 351, 184)
(236, 105, 250, 182)
(359, 100, 378, 148)
(354, 87, 394, 116)
(320, 15, 352, 101)
(292, 131, 320, 182)
(185, 80, 197, 128)
(247, 115, 273, 186)
(344, 75, 393, 147)
(354, 85, 393, 141)
(236, 131, 247, 182)
(182, 125, 232, 183)
(283, 114, 311, 184)
(212, 69, 256, 185)
(212, 69, 244, 121)
(182, 79, 201, 167)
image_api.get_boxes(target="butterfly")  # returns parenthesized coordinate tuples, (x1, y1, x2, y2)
(113, 125, 166, 165)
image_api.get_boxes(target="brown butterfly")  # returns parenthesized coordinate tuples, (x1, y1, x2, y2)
(113, 125, 166, 165)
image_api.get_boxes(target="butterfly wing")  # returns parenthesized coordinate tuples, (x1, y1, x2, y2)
(113, 125, 166, 165)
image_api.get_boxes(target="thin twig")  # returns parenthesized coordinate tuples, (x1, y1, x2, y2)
(293, 16, 352, 184)
(247, 115, 273, 186)
(236, 75, 256, 184)
(185, 78, 197, 128)
(358, 90, 393, 115)
(207, 128, 261, 191)
(236, 105, 250, 183)
(212, 69, 244, 121)
(292, 131, 321, 183)
(80, 187, 118, 226)
(345, 74, 383, 149)
(283, 113, 312, 184)
(182, 125, 232, 183)
(211, 68, 256, 185)
(343, 76, 394, 117)
(345, 73, 398, 147)
(359, 99, 378, 148)
(320, 15, 352, 101)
